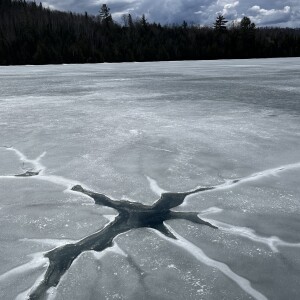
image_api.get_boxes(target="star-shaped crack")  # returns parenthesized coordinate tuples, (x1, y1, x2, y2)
(29, 184, 217, 299)
(2, 146, 300, 300)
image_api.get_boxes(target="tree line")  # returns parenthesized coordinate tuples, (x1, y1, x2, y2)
(1, 0, 300, 65)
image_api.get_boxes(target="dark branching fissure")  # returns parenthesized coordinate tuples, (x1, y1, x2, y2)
(12, 170, 219, 300)
(15, 170, 41, 177)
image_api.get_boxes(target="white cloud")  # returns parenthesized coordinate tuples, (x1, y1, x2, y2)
(219, 0, 240, 19)
(42, 0, 300, 27)
(248, 5, 292, 25)
(224, 1, 239, 9)
(41, 2, 56, 10)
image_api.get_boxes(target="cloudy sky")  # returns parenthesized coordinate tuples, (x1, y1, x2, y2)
(42, 0, 300, 27)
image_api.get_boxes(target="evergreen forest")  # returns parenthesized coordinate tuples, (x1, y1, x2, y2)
(1, 0, 300, 65)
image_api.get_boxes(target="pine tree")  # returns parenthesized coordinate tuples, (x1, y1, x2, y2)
(214, 14, 228, 31)
(128, 14, 134, 28)
(99, 4, 112, 23)
(141, 14, 147, 28)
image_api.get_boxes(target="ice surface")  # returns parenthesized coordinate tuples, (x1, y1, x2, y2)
(0, 58, 300, 299)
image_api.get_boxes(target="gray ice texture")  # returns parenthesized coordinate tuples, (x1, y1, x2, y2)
(0, 58, 300, 300)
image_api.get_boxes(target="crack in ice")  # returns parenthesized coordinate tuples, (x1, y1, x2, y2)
(0, 146, 86, 190)
(146, 176, 168, 196)
(2, 146, 46, 175)
(0, 253, 48, 283)
(1, 147, 300, 300)
(156, 224, 268, 300)
(205, 162, 300, 193)
(198, 208, 300, 252)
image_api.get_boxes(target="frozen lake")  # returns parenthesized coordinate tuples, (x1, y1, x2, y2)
(0, 58, 300, 300)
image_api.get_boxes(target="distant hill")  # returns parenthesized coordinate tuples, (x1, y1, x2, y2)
(1, 0, 300, 65)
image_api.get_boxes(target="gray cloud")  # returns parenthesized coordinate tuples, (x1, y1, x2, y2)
(42, 0, 300, 27)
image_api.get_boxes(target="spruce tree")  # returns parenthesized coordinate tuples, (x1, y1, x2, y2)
(99, 4, 112, 23)
(214, 14, 228, 31)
